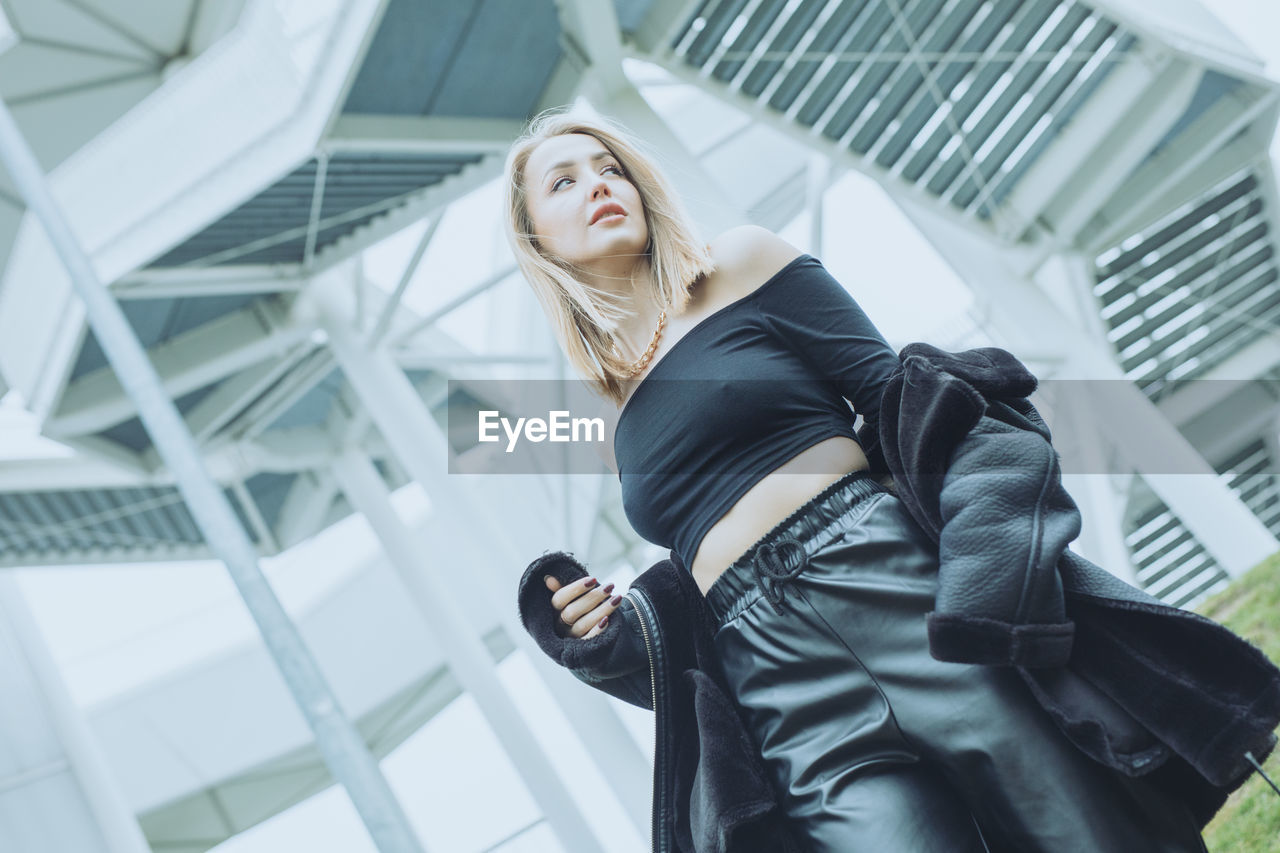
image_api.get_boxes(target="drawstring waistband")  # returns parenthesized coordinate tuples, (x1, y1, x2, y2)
(706, 469, 889, 627)
(751, 536, 809, 615)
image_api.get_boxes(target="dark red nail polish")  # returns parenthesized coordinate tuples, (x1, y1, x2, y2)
(598, 616, 610, 629)
(584, 577, 598, 588)
(610, 594, 622, 607)
(601, 582, 616, 594)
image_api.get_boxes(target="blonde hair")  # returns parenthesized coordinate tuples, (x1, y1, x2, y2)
(503, 106, 716, 405)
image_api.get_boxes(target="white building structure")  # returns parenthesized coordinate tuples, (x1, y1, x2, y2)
(0, 1, 1276, 851)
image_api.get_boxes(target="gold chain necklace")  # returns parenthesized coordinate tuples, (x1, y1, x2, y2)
(614, 308, 667, 378)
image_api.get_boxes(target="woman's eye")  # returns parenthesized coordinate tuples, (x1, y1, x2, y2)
(604, 165, 623, 176)
(551, 176, 571, 191)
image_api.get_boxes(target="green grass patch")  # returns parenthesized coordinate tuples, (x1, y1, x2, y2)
(1196, 551, 1280, 852)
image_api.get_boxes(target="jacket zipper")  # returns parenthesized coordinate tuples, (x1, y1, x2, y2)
(626, 588, 669, 853)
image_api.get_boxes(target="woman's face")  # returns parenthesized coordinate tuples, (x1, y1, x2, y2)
(522, 133, 649, 275)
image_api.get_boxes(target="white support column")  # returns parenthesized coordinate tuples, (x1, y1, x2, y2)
(0, 574, 151, 853)
(894, 193, 1278, 578)
(807, 153, 829, 257)
(310, 270, 651, 851)
(1058, 400, 1141, 586)
(1042, 252, 1141, 584)
(0, 91, 427, 853)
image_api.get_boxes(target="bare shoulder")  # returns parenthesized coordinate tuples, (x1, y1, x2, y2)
(705, 225, 805, 301)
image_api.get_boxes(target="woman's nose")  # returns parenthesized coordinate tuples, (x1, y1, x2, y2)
(590, 179, 610, 199)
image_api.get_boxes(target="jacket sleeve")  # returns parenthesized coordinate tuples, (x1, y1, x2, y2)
(516, 551, 654, 710)
(926, 410, 1080, 668)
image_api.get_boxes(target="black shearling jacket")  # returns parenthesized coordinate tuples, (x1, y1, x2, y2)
(516, 342, 1280, 852)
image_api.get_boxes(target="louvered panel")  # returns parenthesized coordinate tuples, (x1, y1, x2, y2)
(18, 492, 69, 551)
(150, 152, 481, 268)
(1124, 502, 1226, 609)
(1101, 205, 1265, 330)
(1124, 268, 1280, 387)
(738, 0, 830, 98)
(925, 3, 1094, 197)
(901, 0, 1059, 180)
(1219, 438, 1280, 539)
(1106, 225, 1269, 344)
(1120, 265, 1280, 383)
(794, 1, 901, 130)
(708, 0, 790, 83)
(664, 0, 1137, 229)
(873, 0, 1017, 168)
(1122, 437, 1280, 609)
(762, 0, 872, 111)
(900, 0, 1061, 183)
(854, 0, 984, 158)
(1095, 175, 1258, 286)
(2, 493, 48, 552)
(1091, 169, 1280, 395)
(818, 0, 950, 142)
(683, 0, 752, 67)
(1112, 243, 1272, 358)
(0, 487, 202, 559)
(949, 20, 1124, 214)
(1126, 512, 1183, 564)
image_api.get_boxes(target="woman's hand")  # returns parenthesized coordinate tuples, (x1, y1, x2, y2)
(545, 574, 622, 639)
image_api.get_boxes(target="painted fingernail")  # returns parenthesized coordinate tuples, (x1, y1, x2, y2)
(598, 616, 610, 629)
(610, 594, 622, 606)
(601, 582, 616, 594)
(584, 577, 598, 588)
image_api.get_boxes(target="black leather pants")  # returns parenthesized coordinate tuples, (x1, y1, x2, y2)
(705, 470, 1209, 853)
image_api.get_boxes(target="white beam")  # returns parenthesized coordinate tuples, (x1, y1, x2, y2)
(232, 478, 281, 555)
(1090, 0, 1276, 88)
(1155, 335, 1280, 428)
(554, 0, 628, 97)
(625, 0, 699, 55)
(1002, 51, 1194, 244)
(312, 267, 653, 845)
(1077, 92, 1280, 253)
(275, 469, 339, 550)
(0, 455, 149, 491)
(46, 299, 311, 438)
(1044, 60, 1204, 247)
(323, 115, 522, 155)
(308, 153, 503, 273)
(0, 575, 152, 853)
(0, 542, 212, 569)
(320, 302, 606, 853)
(0, 425, 390, 491)
(222, 348, 334, 443)
(186, 344, 313, 445)
(110, 267, 306, 300)
(0, 0, 387, 425)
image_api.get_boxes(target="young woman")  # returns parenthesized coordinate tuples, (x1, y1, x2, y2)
(504, 106, 1230, 851)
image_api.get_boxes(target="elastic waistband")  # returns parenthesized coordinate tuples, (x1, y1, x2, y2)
(705, 469, 889, 627)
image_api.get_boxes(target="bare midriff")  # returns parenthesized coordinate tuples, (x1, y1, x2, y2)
(688, 434, 870, 597)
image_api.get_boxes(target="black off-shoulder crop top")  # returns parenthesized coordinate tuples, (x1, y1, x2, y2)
(612, 254, 901, 573)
